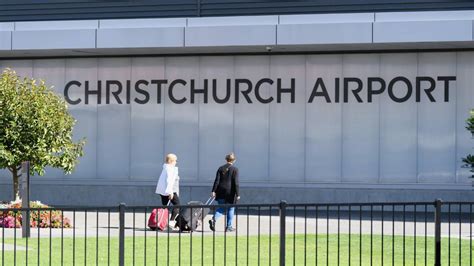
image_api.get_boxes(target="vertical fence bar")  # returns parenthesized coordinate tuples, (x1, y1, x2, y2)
(49, 210, 52, 266)
(85, 210, 88, 266)
(37, 210, 40, 265)
(425, 204, 427, 266)
(434, 199, 442, 266)
(73, 210, 76, 266)
(246, 206, 249, 266)
(349, 205, 351, 266)
(459, 203, 462, 266)
(304, 206, 307, 266)
(448, 203, 451, 266)
(392, 205, 395, 266)
(2, 211, 4, 266)
(155, 206, 158, 266)
(359, 205, 362, 266)
(381, 205, 384, 266)
(202, 205, 205, 266)
(96, 211, 99, 266)
(108, 209, 111, 266)
(190, 206, 193, 266)
(315, 205, 318, 266)
(14, 212, 16, 266)
(119, 203, 126, 266)
(235, 206, 238, 266)
(370, 205, 373, 266)
(279, 201, 286, 266)
(414, 205, 417, 266)
(470, 204, 472, 266)
(144, 209, 147, 266)
(61, 209, 64, 266)
(292, 206, 295, 266)
(337, 205, 340, 266)
(268, 206, 270, 266)
(326, 206, 329, 266)
(403, 204, 405, 266)
(132, 209, 135, 266)
(26, 210, 29, 265)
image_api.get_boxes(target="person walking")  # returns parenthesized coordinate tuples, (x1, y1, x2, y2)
(209, 152, 240, 232)
(155, 153, 181, 228)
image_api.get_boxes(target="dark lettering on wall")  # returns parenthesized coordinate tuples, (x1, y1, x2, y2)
(388, 77, 412, 103)
(308, 78, 330, 103)
(63, 75, 456, 105)
(235, 79, 253, 103)
(255, 78, 274, 104)
(437, 76, 456, 102)
(213, 79, 232, 104)
(416, 77, 436, 102)
(134, 80, 150, 104)
(64, 80, 82, 105)
(86, 80, 101, 105)
(367, 77, 386, 103)
(151, 79, 167, 104)
(169, 79, 187, 104)
(277, 78, 295, 103)
(344, 78, 363, 103)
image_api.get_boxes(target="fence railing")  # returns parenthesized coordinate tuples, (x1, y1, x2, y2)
(0, 199, 472, 265)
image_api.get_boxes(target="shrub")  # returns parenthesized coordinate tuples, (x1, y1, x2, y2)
(0, 200, 72, 228)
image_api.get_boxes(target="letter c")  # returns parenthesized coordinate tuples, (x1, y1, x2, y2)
(64, 80, 82, 105)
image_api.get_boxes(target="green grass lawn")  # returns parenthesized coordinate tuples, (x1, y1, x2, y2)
(1, 234, 472, 265)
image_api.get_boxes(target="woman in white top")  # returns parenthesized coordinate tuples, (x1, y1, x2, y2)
(155, 153, 181, 223)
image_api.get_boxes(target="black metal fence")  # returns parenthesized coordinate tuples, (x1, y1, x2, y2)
(0, 199, 472, 265)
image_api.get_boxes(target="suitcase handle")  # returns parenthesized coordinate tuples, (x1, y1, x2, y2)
(205, 196, 215, 205)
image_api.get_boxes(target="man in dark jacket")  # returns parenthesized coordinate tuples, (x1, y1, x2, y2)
(209, 153, 240, 232)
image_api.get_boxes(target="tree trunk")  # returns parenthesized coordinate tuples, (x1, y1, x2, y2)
(9, 166, 20, 201)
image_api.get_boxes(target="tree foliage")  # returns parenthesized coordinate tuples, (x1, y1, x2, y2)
(0, 69, 85, 199)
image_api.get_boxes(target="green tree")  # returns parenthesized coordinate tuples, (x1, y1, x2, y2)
(0, 69, 85, 200)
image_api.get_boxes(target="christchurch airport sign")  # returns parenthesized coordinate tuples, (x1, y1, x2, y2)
(64, 76, 456, 105)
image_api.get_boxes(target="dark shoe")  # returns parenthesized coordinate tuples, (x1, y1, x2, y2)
(209, 219, 215, 231)
(226, 227, 235, 232)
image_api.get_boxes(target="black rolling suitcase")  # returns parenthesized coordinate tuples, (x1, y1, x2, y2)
(176, 197, 214, 232)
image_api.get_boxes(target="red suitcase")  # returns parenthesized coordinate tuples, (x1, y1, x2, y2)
(148, 204, 170, 231)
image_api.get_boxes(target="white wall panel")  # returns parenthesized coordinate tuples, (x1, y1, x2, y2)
(234, 56, 270, 182)
(305, 55, 343, 182)
(417, 53, 456, 183)
(342, 54, 380, 183)
(455, 53, 473, 184)
(379, 54, 418, 183)
(164, 57, 199, 181)
(65, 58, 98, 180)
(97, 58, 131, 179)
(1, 53, 472, 189)
(0, 60, 33, 77)
(269, 55, 306, 182)
(198, 57, 234, 181)
(130, 58, 165, 180)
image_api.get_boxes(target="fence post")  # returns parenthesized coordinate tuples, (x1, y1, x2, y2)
(21, 161, 30, 238)
(434, 199, 442, 266)
(119, 203, 126, 266)
(279, 200, 287, 266)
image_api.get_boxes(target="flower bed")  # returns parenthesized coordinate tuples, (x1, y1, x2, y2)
(0, 200, 72, 228)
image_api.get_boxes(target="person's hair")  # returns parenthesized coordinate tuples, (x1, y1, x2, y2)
(165, 153, 177, 163)
(225, 152, 236, 163)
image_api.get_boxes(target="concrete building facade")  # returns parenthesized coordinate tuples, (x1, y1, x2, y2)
(0, 3, 473, 205)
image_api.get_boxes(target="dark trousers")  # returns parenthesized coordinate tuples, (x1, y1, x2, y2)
(160, 193, 180, 221)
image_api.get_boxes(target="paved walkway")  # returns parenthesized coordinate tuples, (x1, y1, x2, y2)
(0, 211, 472, 239)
